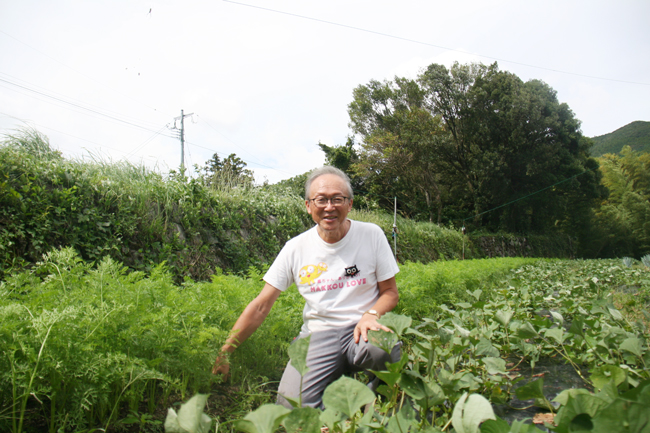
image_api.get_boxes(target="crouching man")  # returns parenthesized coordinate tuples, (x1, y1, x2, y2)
(212, 166, 400, 409)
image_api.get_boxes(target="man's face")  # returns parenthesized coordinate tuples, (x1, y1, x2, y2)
(306, 174, 353, 236)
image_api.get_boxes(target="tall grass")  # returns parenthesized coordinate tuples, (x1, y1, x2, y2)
(0, 133, 313, 281)
(350, 210, 470, 262)
(0, 247, 303, 432)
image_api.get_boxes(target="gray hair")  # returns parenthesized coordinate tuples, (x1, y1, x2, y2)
(304, 166, 354, 200)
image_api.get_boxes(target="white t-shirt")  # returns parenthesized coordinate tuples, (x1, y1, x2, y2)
(264, 219, 400, 335)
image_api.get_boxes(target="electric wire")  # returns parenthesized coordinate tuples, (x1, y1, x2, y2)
(223, 0, 650, 87)
(0, 71, 163, 130)
(125, 126, 168, 159)
(347, 164, 600, 227)
(0, 76, 177, 138)
(0, 29, 172, 117)
(460, 165, 600, 223)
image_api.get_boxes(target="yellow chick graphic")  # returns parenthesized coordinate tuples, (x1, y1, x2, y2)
(299, 262, 328, 285)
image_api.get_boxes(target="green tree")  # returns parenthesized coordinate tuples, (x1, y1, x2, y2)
(202, 153, 254, 189)
(318, 136, 359, 173)
(349, 61, 604, 234)
(348, 78, 452, 222)
(595, 146, 650, 257)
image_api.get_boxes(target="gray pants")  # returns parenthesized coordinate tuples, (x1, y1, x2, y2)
(276, 324, 401, 409)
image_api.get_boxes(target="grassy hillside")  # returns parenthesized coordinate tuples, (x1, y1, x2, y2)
(590, 120, 650, 156)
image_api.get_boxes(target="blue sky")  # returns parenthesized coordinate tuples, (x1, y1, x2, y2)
(1, 0, 648, 183)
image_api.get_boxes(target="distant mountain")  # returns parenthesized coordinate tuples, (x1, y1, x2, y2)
(590, 121, 650, 156)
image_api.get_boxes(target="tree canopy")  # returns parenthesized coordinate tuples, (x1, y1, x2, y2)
(594, 146, 650, 257)
(347, 61, 604, 236)
(201, 152, 254, 189)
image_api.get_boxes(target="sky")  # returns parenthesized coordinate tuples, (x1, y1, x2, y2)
(1, 0, 649, 184)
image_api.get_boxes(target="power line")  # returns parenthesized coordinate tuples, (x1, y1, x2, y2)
(223, 0, 650, 87)
(0, 76, 175, 137)
(126, 126, 168, 159)
(461, 166, 601, 223)
(0, 71, 164, 130)
(0, 29, 172, 117)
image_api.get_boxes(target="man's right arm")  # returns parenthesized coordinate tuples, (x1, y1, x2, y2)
(212, 283, 282, 376)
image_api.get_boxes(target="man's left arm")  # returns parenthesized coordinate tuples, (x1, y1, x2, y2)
(354, 276, 399, 343)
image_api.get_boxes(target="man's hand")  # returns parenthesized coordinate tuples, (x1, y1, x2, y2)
(354, 312, 392, 343)
(212, 353, 230, 379)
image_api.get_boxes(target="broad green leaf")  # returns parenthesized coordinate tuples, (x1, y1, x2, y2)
(287, 335, 311, 376)
(554, 393, 608, 433)
(454, 372, 479, 392)
(378, 312, 412, 336)
(475, 338, 500, 358)
(282, 407, 321, 433)
(553, 388, 592, 406)
(164, 409, 183, 433)
(319, 408, 344, 432)
(367, 329, 399, 354)
(481, 418, 545, 433)
(567, 316, 585, 336)
(517, 322, 538, 339)
(550, 311, 564, 326)
(607, 306, 623, 321)
(544, 327, 565, 345)
(386, 401, 418, 433)
(371, 351, 408, 388)
(590, 365, 627, 390)
(510, 419, 547, 433)
(372, 369, 400, 388)
(399, 371, 445, 406)
(479, 418, 511, 433)
(494, 309, 513, 327)
(235, 404, 290, 433)
(620, 378, 650, 404)
(439, 327, 454, 344)
(596, 380, 619, 404)
(482, 357, 506, 375)
(279, 394, 301, 409)
(515, 378, 545, 400)
(620, 337, 643, 358)
(322, 376, 375, 418)
(164, 394, 212, 433)
(591, 398, 650, 433)
(451, 393, 496, 433)
(454, 323, 471, 338)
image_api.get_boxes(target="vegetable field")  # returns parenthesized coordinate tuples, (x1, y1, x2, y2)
(1, 253, 648, 432)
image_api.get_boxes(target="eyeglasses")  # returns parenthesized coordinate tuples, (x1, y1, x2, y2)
(309, 196, 349, 208)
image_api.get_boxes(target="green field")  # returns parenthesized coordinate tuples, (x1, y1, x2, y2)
(1, 253, 648, 432)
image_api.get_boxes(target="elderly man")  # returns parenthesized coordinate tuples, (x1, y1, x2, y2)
(212, 166, 400, 409)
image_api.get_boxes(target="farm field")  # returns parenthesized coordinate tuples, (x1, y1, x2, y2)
(1, 252, 649, 432)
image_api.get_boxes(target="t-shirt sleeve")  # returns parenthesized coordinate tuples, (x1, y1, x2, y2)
(373, 224, 400, 282)
(263, 241, 295, 291)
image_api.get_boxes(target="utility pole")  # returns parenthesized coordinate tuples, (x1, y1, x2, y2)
(170, 109, 193, 172)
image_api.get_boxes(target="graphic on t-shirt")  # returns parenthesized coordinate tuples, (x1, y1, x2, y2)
(345, 265, 360, 277)
(299, 262, 328, 285)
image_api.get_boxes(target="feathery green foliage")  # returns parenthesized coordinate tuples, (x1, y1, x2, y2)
(0, 133, 313, 281)
(594, 146, 650, 258)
